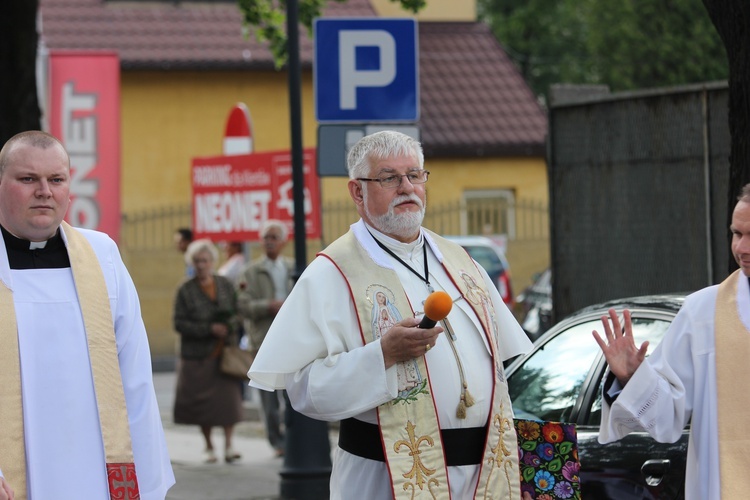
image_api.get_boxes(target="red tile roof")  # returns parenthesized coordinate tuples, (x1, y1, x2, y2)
(39, 0, 546, 157)
(419, 22, 546, 157)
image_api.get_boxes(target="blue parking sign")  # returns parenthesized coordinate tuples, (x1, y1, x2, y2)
(314, 18, 419, 123)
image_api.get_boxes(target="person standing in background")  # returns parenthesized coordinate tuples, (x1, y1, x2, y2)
(217, 241, 245, 285)
(237, 220, 294, 457)
(174, 227, 194, 278)
(173, 238, 244, 464)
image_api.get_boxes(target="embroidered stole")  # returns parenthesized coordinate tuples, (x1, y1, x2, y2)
(0, 222, 140, 500)
(715, 269, 750, 498)
(321, 229, 520, 499)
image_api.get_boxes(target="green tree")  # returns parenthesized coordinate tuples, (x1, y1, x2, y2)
(479, 0, 728, 99)
(238, 0, 427, 68)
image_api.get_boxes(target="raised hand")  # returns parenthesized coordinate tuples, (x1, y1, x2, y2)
(592, 308, 649, 386)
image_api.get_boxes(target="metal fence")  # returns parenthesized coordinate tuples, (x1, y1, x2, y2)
(120, 204, 192, 251)
(121, 198, 549, 252)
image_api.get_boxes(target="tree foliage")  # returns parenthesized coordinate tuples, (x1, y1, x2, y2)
(237, 0, 426, 68)
(478, 0, 729, 99)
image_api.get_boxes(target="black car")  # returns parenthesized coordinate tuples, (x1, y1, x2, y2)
(516, 267, 553, 341)
(505, 294, 690, 499)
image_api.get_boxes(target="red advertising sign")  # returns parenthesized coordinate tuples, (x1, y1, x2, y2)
(191, 149, 321, 241)
(48, 51, 121, 241)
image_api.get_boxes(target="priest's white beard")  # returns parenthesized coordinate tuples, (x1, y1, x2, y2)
(363, 191, 426, 239)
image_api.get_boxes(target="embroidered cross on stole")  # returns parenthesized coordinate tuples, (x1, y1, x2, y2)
(321, 229, 521, 499)
(0, 222, 139, 500)
(715, 269, 750, 498)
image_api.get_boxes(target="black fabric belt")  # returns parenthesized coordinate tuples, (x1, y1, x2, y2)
(338, 417, 487, 466)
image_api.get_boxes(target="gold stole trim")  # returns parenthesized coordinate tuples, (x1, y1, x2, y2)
(0, 264, 25, 498)
(425, 229, 521, 500)
(715, 269, 750, 498)
(321, 229, 520, 499)
(0, 223, 138, 500)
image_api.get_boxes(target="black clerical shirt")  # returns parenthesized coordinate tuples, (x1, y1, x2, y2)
(1, 225, 71, 269)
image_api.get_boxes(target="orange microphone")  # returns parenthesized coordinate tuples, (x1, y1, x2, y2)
(418, 291, 453, 329)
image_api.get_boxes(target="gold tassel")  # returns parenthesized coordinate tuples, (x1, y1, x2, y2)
(463, 388, 476, 408)
(456, 396, 467, 419)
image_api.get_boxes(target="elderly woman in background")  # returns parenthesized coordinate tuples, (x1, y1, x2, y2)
(173, 238, 244, 464)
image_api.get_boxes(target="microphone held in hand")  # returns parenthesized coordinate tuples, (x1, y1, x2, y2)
(418, 291, 453, 329)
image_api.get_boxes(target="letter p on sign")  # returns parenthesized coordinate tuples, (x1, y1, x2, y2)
(338, 30, 396, 110)
(314, 19, 419, 123)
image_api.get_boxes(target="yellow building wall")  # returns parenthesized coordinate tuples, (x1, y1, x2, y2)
(120, 70, 319, 212)
(370, 0, 476, 21)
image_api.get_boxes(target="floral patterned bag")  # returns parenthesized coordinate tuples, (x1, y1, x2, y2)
(515, 419, 581, 500)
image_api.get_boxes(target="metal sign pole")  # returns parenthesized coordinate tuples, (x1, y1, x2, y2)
(280, 0, 332, 498)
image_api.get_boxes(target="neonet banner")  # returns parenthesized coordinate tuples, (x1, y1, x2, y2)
(191, 149, 321, 241)
(48, 51, 121, 242)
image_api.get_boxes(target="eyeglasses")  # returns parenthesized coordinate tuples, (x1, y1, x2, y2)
(356, 170, 430, 189)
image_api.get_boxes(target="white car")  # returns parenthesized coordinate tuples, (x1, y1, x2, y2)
(443, 235, 513, 305)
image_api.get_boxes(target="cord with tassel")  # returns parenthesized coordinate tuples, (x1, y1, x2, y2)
(443, 317, 476, 419)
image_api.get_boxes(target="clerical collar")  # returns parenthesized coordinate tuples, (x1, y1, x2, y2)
(366, 224, 433, 292)
(1, 225, 71, 269)
(364, 223, 424, 259)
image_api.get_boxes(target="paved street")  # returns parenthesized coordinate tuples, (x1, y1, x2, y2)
(154, 371, 295, 500)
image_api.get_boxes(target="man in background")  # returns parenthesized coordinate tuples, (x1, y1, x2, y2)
(174, 227, 194, 278)
(237, 220, 294, 457)
(217, 241, 245, 285)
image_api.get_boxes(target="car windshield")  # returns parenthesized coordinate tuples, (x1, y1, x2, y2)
(463, 245, 503, 272)
(508, 315, 672, 424)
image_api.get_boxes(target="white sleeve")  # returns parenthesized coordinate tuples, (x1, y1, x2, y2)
(250, 257, 398, 421)
(598, 291, 710, 444)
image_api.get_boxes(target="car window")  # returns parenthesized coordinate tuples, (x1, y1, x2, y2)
(586, 317, 672, 426)
(508, 319, 603, 423)
(462, 245, 503, 272)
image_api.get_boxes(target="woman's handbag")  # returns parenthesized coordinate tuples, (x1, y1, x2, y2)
(220, 344, 255, 380)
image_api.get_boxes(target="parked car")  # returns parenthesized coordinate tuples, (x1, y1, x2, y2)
(444, 235, 514, 305)
(516, 267, 553, 341)
(506, 294, 690, 499)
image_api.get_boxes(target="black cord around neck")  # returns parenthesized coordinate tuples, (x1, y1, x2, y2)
(370, 232, 432, 291)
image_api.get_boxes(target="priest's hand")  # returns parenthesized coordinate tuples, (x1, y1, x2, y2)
(380, 317, 442, 369)
(0, 477, 14, 500)
(592, 308, 649, 387)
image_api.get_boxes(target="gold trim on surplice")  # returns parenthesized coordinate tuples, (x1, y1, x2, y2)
(715, 270, 750, 499)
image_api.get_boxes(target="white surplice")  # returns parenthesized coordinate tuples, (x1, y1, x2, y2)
(0, 228, 174, 499)
(599, 276, 750, 500)
(250, 221, 531, 500)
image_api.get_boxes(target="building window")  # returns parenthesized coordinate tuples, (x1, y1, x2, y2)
(462, 189, 515, 238)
